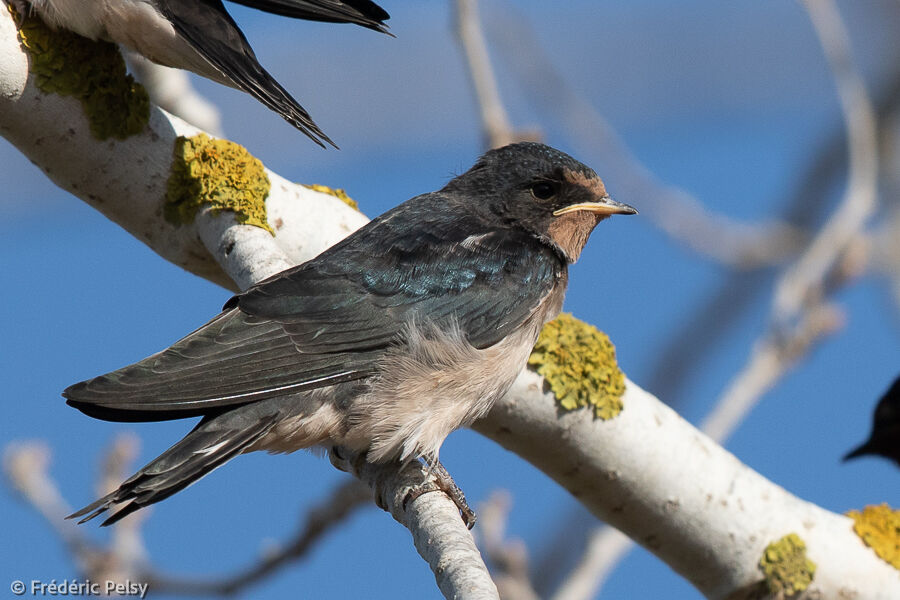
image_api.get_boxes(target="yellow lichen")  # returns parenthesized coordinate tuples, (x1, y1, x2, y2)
(528, 313, 625, 419)
(303, 183, 359, 211)
(165, 134, 273, 234)
(847, 504, 900, 570)
(758, 533, 816, 597)
(11, 5, 149, 140)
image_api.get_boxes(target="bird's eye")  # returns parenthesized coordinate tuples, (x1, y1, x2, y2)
(530, 181, 557, 200)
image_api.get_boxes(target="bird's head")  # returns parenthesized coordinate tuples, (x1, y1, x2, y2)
(449, 142, 637, 263)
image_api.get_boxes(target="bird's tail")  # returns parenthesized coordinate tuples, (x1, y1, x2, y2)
(69, 409, 280, 526)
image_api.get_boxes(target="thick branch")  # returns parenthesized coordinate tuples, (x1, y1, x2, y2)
(0, 5, 368, 294)
(475, 374, 900, 599)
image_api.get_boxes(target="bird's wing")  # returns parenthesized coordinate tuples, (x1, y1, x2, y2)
(227, 0, 390, 33)
(157, 0, 334, 146)
(65, 207, 562, 422)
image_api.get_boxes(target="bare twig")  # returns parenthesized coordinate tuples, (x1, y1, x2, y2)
(773, 0, 878, 324)
(3, 439, 146, 582)
(551, 1, 880, 596)
(3, 442, 101, 570)
(454, 0, 539, 149)
(146, 480, 372, 596)
(477, 491, 540, 600)
(4, 436, 374, 597)
(710, 0, 877, 437)
(550, 527, 630, 600)
(646, 41, 900, 410)
(481, 0, 806, 268)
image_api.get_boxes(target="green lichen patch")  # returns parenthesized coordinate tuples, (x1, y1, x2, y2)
(165, 134, 273, 234)
(11, 6, 149, 140)
(528, 313, 625, 420)
(758, 533, 816, 597)
(847, 504, 900, 570)
(302, 183, 359, 211)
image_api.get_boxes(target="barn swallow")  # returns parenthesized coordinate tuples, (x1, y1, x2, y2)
(844, 375, 900, 467)
(64, 142, 637, 526)
(21, 0, 390, 146)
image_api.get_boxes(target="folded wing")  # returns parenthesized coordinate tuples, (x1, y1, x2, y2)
(65, 199, 563, 422)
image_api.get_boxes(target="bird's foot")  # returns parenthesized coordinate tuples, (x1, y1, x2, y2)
(330, 446, 476, 528)
(418, 457, 477, 529)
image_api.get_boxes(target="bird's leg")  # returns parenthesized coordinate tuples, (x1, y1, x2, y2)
(419, 455, 477, 529)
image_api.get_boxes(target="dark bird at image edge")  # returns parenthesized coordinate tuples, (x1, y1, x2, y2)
(844, 375, 900, 467)
(64, 142, 638, 527)
(20, 0, 391, 147)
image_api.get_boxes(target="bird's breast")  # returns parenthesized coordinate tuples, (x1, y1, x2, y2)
(346, 278, 567, 463)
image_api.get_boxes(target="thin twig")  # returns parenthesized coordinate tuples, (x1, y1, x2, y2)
(454, 0, 539, 148)
(146, 480, 372, 596)
(550, 527, 631, 600)
(548, 1, 879, 597)
(3, 442, 101, 570)
(773, 0, 879, 324)
(2, 439, 144, 581)
(709, 0, 877, 438)
(480, 0, 806, 268)
(477, 491, 540, 600)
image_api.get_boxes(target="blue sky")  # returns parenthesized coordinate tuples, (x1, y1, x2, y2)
(2, 1, 899, 598)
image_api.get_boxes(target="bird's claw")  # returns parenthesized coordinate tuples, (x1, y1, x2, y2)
(417, 458, 477, 529)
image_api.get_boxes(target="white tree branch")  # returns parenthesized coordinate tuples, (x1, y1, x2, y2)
(475, 374, 900, 599)
(329, 449, 500, 600)
(0, 5, 367, 294)
(125, 52, 224, 136)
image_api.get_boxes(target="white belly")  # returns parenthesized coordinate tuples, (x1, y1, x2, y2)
(30, 0, 219, 81)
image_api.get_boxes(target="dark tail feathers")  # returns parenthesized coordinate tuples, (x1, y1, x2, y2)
(69, 411, 279, 526)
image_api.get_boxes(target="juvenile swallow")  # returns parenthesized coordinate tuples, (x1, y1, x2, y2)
(64, 142, 637, 526)
(22, 0, 390, 146)
(844, 375, 900, 467)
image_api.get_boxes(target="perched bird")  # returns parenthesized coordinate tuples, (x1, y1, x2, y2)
(20, 0, 390, 146)
(65, 142, 637, 526)
(844, 375, 900, 467)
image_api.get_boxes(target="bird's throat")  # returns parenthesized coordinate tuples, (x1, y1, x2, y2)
(547, 211, 602, 263)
